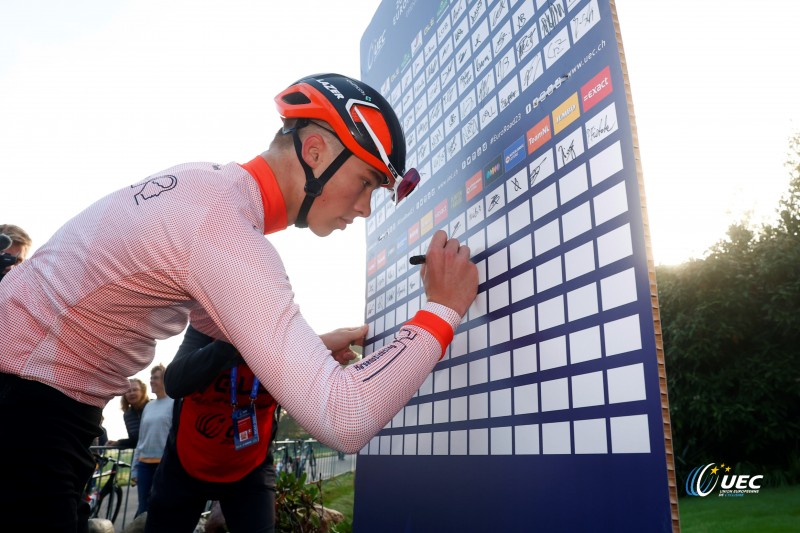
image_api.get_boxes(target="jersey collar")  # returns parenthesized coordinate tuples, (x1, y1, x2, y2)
(240, 156, 289, 235)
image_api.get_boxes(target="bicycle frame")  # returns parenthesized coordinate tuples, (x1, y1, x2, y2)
(84, 452, 130, 524)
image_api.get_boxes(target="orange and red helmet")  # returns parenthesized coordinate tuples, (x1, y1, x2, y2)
(275, 74, 419, 207)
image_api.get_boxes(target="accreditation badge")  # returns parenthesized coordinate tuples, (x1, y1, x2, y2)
(232, 405, 260, 450)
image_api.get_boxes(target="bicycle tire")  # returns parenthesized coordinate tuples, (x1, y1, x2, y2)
(96, 484, 122, 523)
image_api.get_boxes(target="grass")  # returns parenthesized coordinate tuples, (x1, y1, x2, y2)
(679, 484, 800, 533)
(321, 472, 355, 532)
(320, 475, 800, 533)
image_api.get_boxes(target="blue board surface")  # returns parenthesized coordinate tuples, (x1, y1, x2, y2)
(355, 1, 673, 531)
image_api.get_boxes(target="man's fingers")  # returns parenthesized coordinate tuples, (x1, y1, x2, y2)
(428, 230, 448, 249)
(443, 237, 461, 253)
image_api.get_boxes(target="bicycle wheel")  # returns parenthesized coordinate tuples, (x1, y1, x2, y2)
(96, 484, 122, 523)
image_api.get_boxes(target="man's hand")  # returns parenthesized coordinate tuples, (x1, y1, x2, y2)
(421, 230, 478, 317)
(320, 325, 368, 365)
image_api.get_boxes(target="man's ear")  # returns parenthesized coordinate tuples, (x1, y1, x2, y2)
(300, 133, 327, 170)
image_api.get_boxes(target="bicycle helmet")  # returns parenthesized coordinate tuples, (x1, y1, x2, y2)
(275, 73, 419, 227)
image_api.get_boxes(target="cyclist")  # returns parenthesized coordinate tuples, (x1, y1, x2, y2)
(0, 73, 478, 531)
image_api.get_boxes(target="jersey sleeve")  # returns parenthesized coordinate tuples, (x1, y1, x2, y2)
(184, 212, 462, 453)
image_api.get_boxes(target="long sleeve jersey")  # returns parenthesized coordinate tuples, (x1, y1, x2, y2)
(0, 156, 461, 452)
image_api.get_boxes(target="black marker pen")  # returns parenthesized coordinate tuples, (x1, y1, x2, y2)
(408, 255, 426, 265)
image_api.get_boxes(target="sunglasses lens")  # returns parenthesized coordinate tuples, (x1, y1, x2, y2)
(395, 168, 420, 203)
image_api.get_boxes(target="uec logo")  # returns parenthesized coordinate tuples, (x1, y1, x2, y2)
(685, 463, 719, 497)
(686, 463, 764, 497)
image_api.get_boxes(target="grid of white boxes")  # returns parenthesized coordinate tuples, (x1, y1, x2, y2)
(361, 135, 653, 456)
(359, 0, 654, 456)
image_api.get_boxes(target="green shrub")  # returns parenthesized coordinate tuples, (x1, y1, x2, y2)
(275, 470, 340, 533)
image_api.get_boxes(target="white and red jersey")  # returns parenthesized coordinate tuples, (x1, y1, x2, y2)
(0, 156, 460, 452)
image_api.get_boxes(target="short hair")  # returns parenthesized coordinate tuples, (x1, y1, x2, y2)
(150, 363, 166, 376)
(270, 119, 344, 152)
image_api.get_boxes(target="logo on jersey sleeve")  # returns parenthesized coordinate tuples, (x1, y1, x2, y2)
(131, 175, 178, 205)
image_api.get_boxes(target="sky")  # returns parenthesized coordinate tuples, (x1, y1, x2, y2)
(2, 0, 798, 439)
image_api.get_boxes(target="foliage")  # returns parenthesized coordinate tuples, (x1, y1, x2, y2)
(275, 470, 339, 533)
(275, 408, 311, 441)
(657, 133, 800, 487)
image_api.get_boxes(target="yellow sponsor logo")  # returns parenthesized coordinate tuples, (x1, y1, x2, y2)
(552, 92, 580, 135)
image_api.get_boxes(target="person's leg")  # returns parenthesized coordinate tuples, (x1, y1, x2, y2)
(219, 462, 276, 533)
(145, 447, 208, 533)
(135, 462, 159, 516)
(0, 373, 102, 533)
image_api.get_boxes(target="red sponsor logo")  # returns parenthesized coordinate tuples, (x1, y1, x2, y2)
(581, 66, 612, 112)
(367, 257, 377, 277)
(434, 199, 449, 225)
(408, 221, 420, 244)
(466, 171, 483, 201)
(526, 116, 552, 154)
(377, 249, 386, 269)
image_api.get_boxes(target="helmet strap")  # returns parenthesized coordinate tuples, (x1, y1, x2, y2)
(290, 125, 352, 228)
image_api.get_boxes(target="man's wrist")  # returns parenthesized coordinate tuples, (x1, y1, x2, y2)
(404, 303, 461, 359)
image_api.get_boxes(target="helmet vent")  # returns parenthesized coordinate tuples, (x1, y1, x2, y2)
(282, 92, 311, 105)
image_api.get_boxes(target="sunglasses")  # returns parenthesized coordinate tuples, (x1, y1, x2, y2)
(347, 100, 420, 204)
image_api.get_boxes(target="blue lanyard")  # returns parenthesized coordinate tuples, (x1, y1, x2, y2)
(230, 365, 259, 408)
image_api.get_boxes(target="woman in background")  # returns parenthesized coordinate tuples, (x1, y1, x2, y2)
(109, 378, 149, 448)
(132, 365, 173, 517)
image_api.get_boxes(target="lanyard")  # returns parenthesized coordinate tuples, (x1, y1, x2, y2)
(230, 365, 259, 408)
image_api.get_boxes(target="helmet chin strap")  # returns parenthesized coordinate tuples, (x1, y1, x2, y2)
(288, 121, 352, 228)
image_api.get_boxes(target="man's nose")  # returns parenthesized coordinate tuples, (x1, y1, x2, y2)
(356, 192, 372, 218)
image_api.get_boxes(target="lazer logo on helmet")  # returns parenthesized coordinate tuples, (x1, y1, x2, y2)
(316, 80, 345, 100)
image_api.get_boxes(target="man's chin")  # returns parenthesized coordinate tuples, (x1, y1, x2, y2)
(306, 215, 351, 236)
(308, 224, 336, 237)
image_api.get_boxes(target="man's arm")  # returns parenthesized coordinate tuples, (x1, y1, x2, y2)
(164, 324, 241, 398)
(186, 215, 478, 453)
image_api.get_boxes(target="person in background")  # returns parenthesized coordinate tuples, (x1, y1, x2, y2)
(144, 324, 361, 532)
(132, 364, 173, 517)
(0, 223, 32, 280)
(108, 378, 150, 448)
